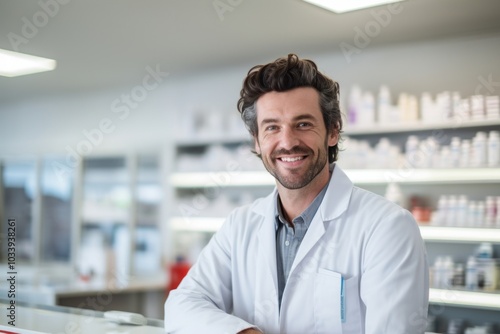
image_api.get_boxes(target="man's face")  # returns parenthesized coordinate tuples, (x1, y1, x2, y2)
(254, 87, 338, 190)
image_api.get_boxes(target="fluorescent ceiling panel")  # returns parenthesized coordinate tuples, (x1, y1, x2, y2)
(0, 48, 56, 77)
(303, 0, 405, 14)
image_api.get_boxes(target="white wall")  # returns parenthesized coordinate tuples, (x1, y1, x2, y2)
(1, 31, 499, 158)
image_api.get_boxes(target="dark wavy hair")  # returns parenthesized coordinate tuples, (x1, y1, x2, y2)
(237, 54, 343, 163)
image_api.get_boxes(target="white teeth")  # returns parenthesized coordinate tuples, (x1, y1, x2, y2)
(281, 156, 303, 162)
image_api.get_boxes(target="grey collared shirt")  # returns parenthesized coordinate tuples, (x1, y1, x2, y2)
(274, 181, 329, 308)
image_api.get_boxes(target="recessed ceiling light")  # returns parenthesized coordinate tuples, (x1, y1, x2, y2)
(0, 48, 56, 77)
(303, 0, 405, 14)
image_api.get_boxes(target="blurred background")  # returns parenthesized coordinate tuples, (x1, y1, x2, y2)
(1, 0, 500, 333)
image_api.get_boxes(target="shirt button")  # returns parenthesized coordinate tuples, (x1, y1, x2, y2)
(285, 240, 290, 246)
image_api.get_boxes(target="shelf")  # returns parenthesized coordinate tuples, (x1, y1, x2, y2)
(175, 135, 251, 147)
(429, 288, 500, 310)
(171, 171, 274, 188)
(345, 118, 500, 135)
(420, 226, 500, 243)
(171, 168, 500, 188)
(170, 217, 224, 232)
(344, 168, 500, 184)
(171, 218, 500, 243)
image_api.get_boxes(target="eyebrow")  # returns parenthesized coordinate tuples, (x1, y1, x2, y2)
(259, 114, 318, 127)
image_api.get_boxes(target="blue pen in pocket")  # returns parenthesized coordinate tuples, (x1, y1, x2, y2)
(340, 276, 346, 323)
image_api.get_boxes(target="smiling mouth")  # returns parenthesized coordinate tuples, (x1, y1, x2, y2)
(279, 156, 305, 162)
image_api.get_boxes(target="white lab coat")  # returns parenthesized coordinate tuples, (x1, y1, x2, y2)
(164, 166, 429, 334)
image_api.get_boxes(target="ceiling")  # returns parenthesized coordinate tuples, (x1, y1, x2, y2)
(1, 0, 500, 105)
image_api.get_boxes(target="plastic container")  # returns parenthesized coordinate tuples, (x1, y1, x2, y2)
(476, 258, 498, 291)
(472, 132, 488, 167)
(359, 91, 375, 125)
(433, 257, 444, 288)
(168, 255, 191, 292)
(470, 95, 485, 120)
(476, 242, 493, 259)
(405, 135, 420, 167)
(420, 92, 435, 123)
(466, 256, 478, 290)
(485, 196, 496, 227)
(460, 139, 471, 168)
(487, 130, 499, 167)
(450, 137, 461, 168)
(456, 195, 468, 227)
(485, 95, 500, 119)
(378, 85, 392, 125)
(385, 183, 404, 208)
(348, 85, 362, 126)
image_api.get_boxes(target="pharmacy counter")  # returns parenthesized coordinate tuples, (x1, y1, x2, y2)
(0, 301, 165, 334)
(0, 273, 167, 319)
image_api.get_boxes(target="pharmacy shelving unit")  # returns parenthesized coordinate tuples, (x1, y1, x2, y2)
(169, 118, 500, 324)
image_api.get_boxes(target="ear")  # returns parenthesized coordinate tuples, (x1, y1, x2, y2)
(327, 125, 339, 147)
(253, 136, 261, 155)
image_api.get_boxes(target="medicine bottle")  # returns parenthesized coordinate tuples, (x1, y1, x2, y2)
(465, 256, 477, 290)
(487, 130, 499, 167)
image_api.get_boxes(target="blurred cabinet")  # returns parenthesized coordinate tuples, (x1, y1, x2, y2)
(0, 160, 37, 262)
(0, 153, 164, 279)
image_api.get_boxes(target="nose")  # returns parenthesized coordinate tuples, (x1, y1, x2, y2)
(278, 126, 300, 150)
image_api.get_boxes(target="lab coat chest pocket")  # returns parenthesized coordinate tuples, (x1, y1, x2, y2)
(314, 269, 362, 334)
(314, 269, 342, 334)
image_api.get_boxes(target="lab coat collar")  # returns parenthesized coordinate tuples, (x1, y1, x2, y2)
(319, 164, 353, 222)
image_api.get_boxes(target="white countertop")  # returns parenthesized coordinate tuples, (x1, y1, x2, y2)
(0, 302, 165, 334)
(0, 272, 167, 305)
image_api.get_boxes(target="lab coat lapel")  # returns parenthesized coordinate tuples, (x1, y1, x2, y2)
(253, 190, 280, 332)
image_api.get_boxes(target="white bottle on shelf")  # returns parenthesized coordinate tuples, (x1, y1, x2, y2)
(384, 183, 405, 208)
(485, 95, 500, 119)
(420, 92, 434, 124)
(405, 135, 420, 167)
(407, 95, 419, 122)
(468, 201, 477, 227)
(443, 256, 455, 288)
(466, 256, 478, 290)
(421, 137, 439, 168)
(440, 146, 451, 169)
(472, 132, 488, 167)
(456, 195, 468, 227)
(460, 139, 471, 168)
(359, 91, 375, 125)
(433, 256, 444, 288)
(487, 130, 499, 167)
(437, 91, 452, 121)
(496, 197, 500, 228)
(476, 201, 486, 227)
(452, 92, 465, 121)
(446, 195, 458, 226)
(485, 196, 496, 227)
(436, 195, 447, 226)
(450, 137, 461, 168)
(377, 85, 392, 125)
(470, 95, 485, 120)
(460, 98, 471, 122)
(398, 92, 409, 122)
(348, 85, 362, 126)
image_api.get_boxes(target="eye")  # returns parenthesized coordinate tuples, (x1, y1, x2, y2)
(265, 125, 278, 131)
(297, 122, 312, 128)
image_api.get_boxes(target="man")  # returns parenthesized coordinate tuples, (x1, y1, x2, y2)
(164, 54, 429, 334)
